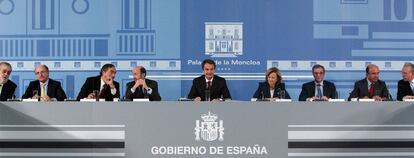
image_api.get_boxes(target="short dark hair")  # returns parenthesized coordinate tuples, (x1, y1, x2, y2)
(100, 63, 116, 76)
(312, 64, 325, 73)
(201, 59, 216, 70)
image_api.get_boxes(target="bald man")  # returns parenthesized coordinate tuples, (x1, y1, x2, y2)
(22, 64, 67, 101)
(124, 66, 161, 101)
(348, 64, 391, 101)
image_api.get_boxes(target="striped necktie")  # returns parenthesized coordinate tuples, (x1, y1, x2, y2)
(316, 84, 322, 98)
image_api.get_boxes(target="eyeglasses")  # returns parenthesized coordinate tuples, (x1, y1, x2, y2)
(35, 71, 48, 75)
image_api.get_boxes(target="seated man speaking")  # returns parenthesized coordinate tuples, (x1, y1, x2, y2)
(187, 59, 231, 101)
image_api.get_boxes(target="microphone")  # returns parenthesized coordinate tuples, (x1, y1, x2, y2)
(94, 90, 100, 101)
(384, 88, 393, 101)
(276, 88, 282, 98)
(261, 91, 265, 100)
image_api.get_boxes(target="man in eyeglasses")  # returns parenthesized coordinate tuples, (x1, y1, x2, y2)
(0, 62, 16, 101)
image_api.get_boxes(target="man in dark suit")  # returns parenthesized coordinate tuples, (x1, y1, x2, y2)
(188, 59, 231, 101)
(76, 64, 120, 101)
(125, 66, 161, 101)
(397, 63, 414, 101)
(0, 62, 16, 101)
(348, 64, 391, 101)
(299, 64, 337, 101)
(22, 65, 67, 101)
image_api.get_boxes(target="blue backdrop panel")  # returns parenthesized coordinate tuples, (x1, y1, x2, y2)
(0, 0, 412, 101)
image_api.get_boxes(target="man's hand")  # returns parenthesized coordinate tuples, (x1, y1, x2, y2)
(194, 97, 201, 102)
(41, 96, 51, 101)
(87, 93, 96, 99)
(106, 78, 115, 89)
(320, 96, 329, 101)
(403, 95, 414, 99)
(373, 96, 383, 101)
(307, 96, 318, 101)
(133, 79, 147, 90)
(32, 95, 40, 99)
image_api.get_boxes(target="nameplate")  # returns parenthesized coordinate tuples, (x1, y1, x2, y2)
(251, 98, 270, 102)
(403, 99, 414, 102)
(274, 99, 292, 102)
(359, 99, 375, 102)
(80, 99, 96, 102)
(328, 99, 346, 102)
(133, 98, 150, 102)
(179, 98, 194, 101)
(22, 99, 39, 102)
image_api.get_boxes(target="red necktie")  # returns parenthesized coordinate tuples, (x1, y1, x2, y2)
(207, 81, 211, 90)
(369, 82, 375, 98)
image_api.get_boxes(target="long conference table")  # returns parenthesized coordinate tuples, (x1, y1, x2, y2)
(0, 101, 413, 158)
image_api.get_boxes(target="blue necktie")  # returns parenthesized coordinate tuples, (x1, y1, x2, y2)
(316, 84, 322, 98)
(411, 83, 414, 93)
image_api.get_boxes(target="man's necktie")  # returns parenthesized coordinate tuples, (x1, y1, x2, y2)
(99, 84, 108, 98)
(316, 84, 322, 98)
(40, 83, 46, 97)
(411, 82, 414, 93)
(207, 81, 211, 90)
(369, 82, 375, 98)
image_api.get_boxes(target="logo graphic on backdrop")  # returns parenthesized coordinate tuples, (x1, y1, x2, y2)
(195, 111, 224, 141)
(205, 22, 243, 58)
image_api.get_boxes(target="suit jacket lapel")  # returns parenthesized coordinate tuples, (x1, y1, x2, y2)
(264, 83, 271, 98)
(210, 77, 216, 96)
(144, 79, 152, 90)
(35, 81, 41, 95)
(362, 79, 369, 96)
(310, 83, 316, 97)
(407, 81, 414, 95)
(96, 76, 102, 91)
(201, 79, 207, 91)
(0, 82, 5, 98)
(47, 79, 53, 97)
(323, 81, 329, 97)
